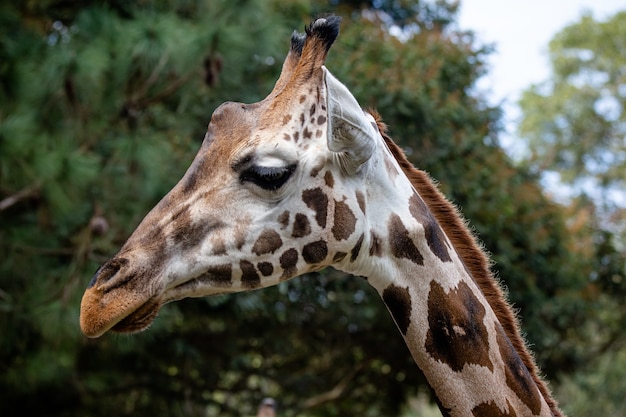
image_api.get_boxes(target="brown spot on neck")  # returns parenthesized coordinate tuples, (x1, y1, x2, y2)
(408, 193, 451, 263)
(496, 324, 543, 415)
(382, 284, 412, 335)
(472, 400, 517, 417)
(424, 280, 493, 372)
(387, 214, 424, 265)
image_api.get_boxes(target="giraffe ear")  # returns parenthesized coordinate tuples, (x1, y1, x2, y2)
(324, 67, 377, 174)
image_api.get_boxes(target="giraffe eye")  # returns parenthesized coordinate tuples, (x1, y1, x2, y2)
(240, 164, 296, 191)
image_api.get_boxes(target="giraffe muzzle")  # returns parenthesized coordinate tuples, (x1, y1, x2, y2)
(79, 257, 163, 338)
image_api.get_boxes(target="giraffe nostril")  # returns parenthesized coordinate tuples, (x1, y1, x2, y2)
(87, 258, 129, 289)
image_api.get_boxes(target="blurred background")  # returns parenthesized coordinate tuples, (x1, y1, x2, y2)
(1, 1, 624, 416)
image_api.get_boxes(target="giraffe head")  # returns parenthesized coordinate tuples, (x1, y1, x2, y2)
(80, 16, 384, 338)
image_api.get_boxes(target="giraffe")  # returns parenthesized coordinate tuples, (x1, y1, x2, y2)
(79, 16, 565, 417)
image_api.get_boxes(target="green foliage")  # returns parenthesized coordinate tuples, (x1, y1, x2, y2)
(1, 1, 620, 416)
(518, 11, 626, 212)
(518, 11, 626, 405)
(556, 345, 626, 416)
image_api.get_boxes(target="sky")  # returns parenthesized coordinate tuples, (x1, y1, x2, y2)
(456, 0, 625, 157)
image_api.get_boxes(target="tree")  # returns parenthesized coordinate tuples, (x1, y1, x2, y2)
(518, 10, 626, 417)
(518, 7, 626, 340)
(518, 10, 626, 252)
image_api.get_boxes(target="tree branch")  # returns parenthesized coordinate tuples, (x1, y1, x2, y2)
(131, 53, 170, 103)
(0, 183, 40, 211)
(135, 70, 196, 109)
(299, 361, 367, 410)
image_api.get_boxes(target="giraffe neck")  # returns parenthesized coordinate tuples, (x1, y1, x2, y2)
(367, 244, 553, 417)
(337, 118, 560, 417)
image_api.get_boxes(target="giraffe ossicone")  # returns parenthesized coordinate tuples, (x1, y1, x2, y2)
(79, 16, 564, 417)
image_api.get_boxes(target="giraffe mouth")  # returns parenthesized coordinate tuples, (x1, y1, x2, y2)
(109, 296, 163, 334)
(79, 284, 164, 338)
(80, 263, 235, 338)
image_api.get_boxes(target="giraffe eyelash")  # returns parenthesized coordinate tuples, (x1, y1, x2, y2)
(239, 164, 297, 191)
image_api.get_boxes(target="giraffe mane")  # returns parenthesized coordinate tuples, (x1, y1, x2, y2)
(367, 110, 563, 417)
